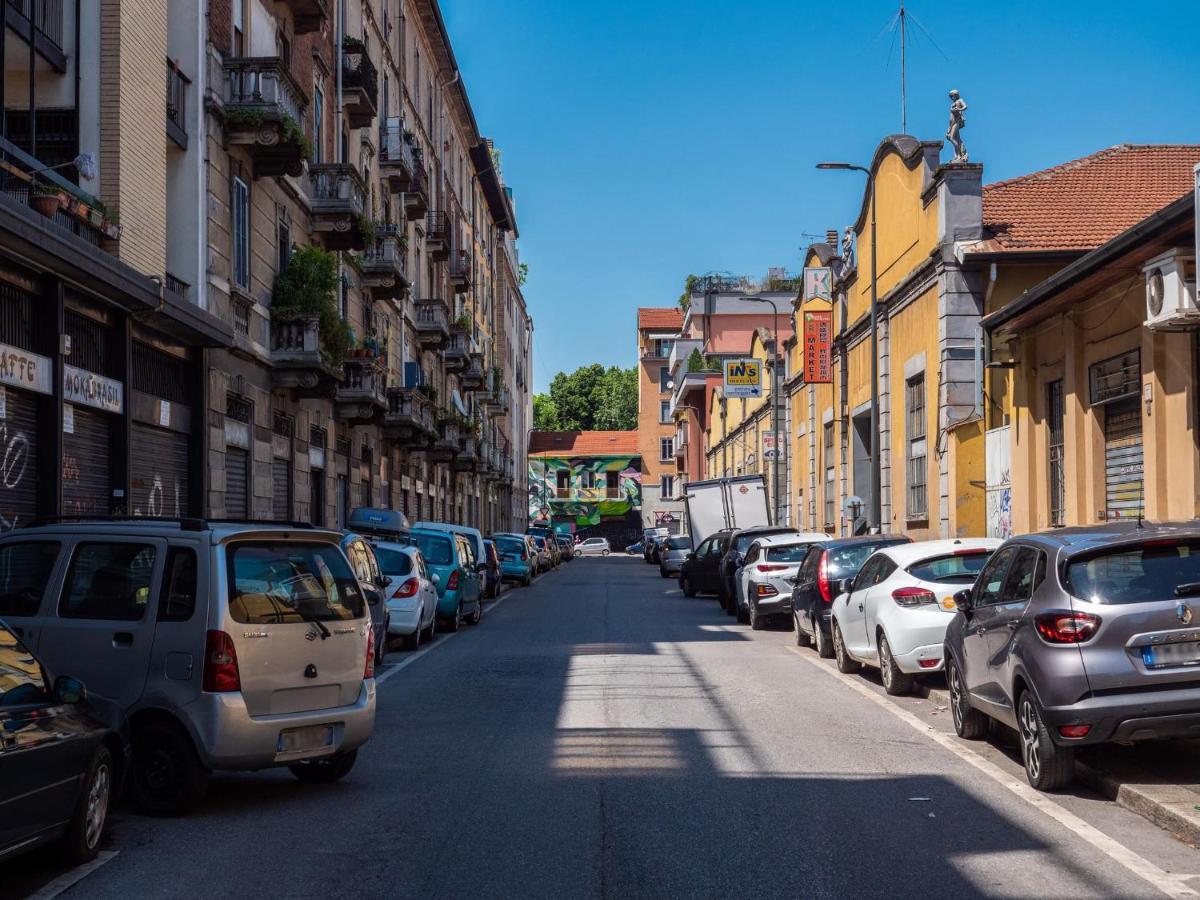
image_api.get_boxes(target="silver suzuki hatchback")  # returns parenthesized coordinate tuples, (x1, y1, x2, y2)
(0, 520, 377, 814)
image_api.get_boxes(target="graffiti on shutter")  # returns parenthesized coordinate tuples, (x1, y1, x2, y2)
(63, 406, 111, 517)
(0, 387, 37, 531)
(131, 424, 189, 518)
(1104, 399, 1144, 520)
(226, 447, 249, 519)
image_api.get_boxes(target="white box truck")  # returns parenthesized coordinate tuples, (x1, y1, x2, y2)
(681, 474, 771, 550)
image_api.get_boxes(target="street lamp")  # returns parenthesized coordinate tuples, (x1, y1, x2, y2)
(743, 295, 785, 526)
(816, 161, 881, 532)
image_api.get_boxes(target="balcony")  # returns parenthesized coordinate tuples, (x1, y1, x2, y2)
(462, 353, 486, 390)
(453, 435, 480, 473)
(335, 357, 387, 422)
(668, 338, 703, 380)
(280, 0, 328, 33)
(430, 417, 461, 462)
(360, 225, 408, 299)
(309, 163, 368, 250)
(442, 325, 471, 371)
(425, 211, 450, 261)
(6, 0, 65, 71)
(221, 57, 308, 179)
(449, 248, 472, 293)
(341, 40, 378, 129)
(384, 387, 435, 443)
(379, 123, 415, 193)
(403, 159, 429, 218)
(414, 299, 449, 347)
(166, 59, 189, 150)
(270, 314, 341, 395)
(495, 386, 511, 415)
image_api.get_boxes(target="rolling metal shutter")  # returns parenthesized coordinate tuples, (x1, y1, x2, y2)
(272, 458, 292, 521)
(310, 468, 324, 526)
(63, 406, 111, 517)
(0, 388, 38, 531)
(131, 424, 189, 518)
(1104, 398, 1144, 520)
(226, 447, 249, 519)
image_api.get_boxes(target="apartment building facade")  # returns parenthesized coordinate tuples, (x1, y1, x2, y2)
(636, 307, 683, 532)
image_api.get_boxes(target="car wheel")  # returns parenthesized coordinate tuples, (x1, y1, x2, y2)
(401, 627, 421, 651)
(443, 602, 462, 633)
(681, 576, 697, 598)
(469, 596, 483, 625)
(1018, 692, 1075, 791)
(375, 625, 387, 667)
(878, 633, 914, 696)
(736, 593, 750, 624)
(813, 620, 833, 657)
(749, 598, 766, 631)
(421, 612, 437, 641)
(289, 749, 358, 784)
(833, 621, 861, 673)
(523, 573, 532, 587)
(947, 657, 988, 739)
(132, 722, 209, 816)
(602, 550, 610, 557)
(659, 566, 669, 578)
(794, 614, 811, 647)
(61, 744, 113, 864)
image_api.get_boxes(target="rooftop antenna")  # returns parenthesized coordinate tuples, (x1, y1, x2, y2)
(870, 3, 949, 134)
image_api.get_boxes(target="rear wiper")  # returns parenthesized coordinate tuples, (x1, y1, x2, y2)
(295, 612, 331, 639)
(1174, 582, 1200, 599)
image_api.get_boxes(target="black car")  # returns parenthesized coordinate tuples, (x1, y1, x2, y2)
(679, 530, 734, 597)
(481, 540, 504, 599)
(791, 535, 912, 657)
(0, 620, 127, 865)
(719, 526, 798, 615)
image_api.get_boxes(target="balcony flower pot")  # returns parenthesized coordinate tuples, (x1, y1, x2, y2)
(30, 190, 64, 218)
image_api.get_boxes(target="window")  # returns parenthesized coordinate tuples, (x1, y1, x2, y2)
(973, 545, 1018, 607)
(226, 542, 364, 624)
(0, 542, 60, 617)
(0, 625, 46, 707)
(159, 547, 197, 622)
(556, 470, 570, 498)
(823, 422, 835, 527)
(660, 438, 674, 461)
(60, 543, 157, 621)
(660, 475, 674, 498)
(232, 0, 244, 55)
(580, 471, 596, 490)
(907, 551, 992, 584)
(1066, 540, 1200, 605)
(277, 206, 291, 273)
(659, 366, 670, 392)
(313, 87, 324, 164)
(660, 400, 671, 424)
(905, 374, 927, 520)
(276, 29, 291, 66)
(606, 471, 620, 498)
(999, 547, 1041, 605)
(232, 176, 249, 290)
(410, 533, 453, 566)
(1047, 380, 1065, 526)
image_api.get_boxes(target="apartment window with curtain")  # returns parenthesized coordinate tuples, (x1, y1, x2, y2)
(824, 422, 835, 528)
(905, 374, 927, 519)
(660, 400, 670, 423)
(659, 366, 670, 391)
(1047, 379, 1065, 526)
(313, 87, 324, 164)
(660, 437, 673, 461)
(660, 475, 674, 498)
(232, 177, 249, 290)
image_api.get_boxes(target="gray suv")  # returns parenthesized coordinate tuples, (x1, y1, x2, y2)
(945, 523, 1200, 791)
(0, 519, 377, 814)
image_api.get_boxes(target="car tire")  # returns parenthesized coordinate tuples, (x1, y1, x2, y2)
(878, 633, 914, 696)
(443, 602, 462, 633)
(523, 573, 532, 587)
(421, 614, 437, 642)
(947, 657, 988, 740)
(289, 749, 358, 784)
(659, 567, 669, 578)
(602, 550, 610, 557)
(794, 615, 811, 647)
(61, 744, 114, 864)
(749, 599, 766, 631)
(469, 597, 483, 625)
(833, 621, 861, 673)
(736, 595, 749, 625)
(375, 625, 387, 667)
(813, 619, 835, 659)
(131, 722, 209, 816)
(681, 576, 697, 598)
(1018, 692, 1075, 791)
(401, 627, 420, 651)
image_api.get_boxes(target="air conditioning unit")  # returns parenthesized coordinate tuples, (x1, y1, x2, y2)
(1143, 249, 1198, 331)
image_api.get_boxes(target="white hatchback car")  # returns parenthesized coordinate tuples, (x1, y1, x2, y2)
(829, 538, 1001, 694)
(737, 532, 831, 629)
(576, 537, 611, 557)
(368, 541, 439, 651)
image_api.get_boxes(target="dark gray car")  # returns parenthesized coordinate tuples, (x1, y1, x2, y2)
(945, 523, 1200, 791)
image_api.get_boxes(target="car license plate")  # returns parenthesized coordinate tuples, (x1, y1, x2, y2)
(1142, 641, 1200, 669)
(277, 725, 334, 753)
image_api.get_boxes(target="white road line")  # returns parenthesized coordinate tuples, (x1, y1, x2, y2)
(26, 851, 119, 900)
(787, 647, 1200, 899)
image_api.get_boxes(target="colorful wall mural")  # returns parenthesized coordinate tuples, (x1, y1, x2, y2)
(528, 456, 642, 526)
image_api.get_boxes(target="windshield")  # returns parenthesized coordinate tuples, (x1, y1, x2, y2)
(227, 542, 364, 624)
(1066, 540, 1200, 604)
(534, 537, 546, 549)
(766, 544, 813, 563)
(908, 551, 992, 584)
(373, 547, 414, 576)
(667, 537, 691, 550)
(497, 537, 526, 554)
(827, 540, 908, 578)
(411, 533, 454, 566)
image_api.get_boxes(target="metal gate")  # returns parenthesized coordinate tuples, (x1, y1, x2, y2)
(226, 447, 249, 519)
(1104, 398, 1144, 520)
(63, 405, 110, 517)
(272, 458, 292, 521)
(131, 424, 189, 518)
(0, 388, 38, 530)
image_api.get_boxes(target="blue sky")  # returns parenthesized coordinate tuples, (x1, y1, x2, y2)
(440, 0, 1200, 393)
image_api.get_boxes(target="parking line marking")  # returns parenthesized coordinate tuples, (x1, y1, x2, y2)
(787, 647, 1200, 899)
(26, 851, 119, 900)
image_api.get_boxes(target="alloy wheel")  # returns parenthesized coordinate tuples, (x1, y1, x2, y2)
(85, 761, 111, 849)
(1019, 696, 1042, 782)
(880, 639, 893, 690)
(949, 663, 966, 731)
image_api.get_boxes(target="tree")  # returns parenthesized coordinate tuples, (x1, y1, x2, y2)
(593, 366, 638, 430)
(533, 364, 638, 432)
(533, 393, 560, 431)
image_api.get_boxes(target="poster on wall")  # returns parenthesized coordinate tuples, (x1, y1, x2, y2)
(723, 359, 762, 398)
(803, 310, 833, 384)
(762, 432, 781, 460)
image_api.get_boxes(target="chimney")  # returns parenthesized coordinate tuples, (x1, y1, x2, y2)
(826, 229, 838, 247)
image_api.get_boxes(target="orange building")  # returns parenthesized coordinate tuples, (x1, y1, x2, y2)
(636, 308, 684, 532)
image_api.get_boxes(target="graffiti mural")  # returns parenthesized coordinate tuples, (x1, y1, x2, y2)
(528, 456, 642, 526)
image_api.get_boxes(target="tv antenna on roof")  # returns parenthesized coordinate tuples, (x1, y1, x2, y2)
(869, 3, 949, 134)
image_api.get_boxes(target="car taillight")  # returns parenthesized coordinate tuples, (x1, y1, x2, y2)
(817, 552, 832, 603)
(1035, 611, 1101, 644)
(756, 564, 788, 572)
(364, 630, 375, 679)
(203, 630, 241, 693)
(892, 587, 937, 607)
(392, 577, 419, 599)
(1058, 724, 1091, 738)
(756, 584, 779, 597)
(447, 570, 459, 590)
(520, 551, 528, 560)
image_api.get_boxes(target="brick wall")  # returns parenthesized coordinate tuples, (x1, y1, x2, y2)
(210, 0, 232, 55)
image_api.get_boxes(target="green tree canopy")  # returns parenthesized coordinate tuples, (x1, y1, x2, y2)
(533, 364, 638, 431)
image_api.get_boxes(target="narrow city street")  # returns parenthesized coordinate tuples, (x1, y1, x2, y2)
(7, 556, 1200, 900)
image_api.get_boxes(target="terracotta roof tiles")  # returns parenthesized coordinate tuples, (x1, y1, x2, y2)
(637, 307, 683, 331)
(528, 431, 640, 457)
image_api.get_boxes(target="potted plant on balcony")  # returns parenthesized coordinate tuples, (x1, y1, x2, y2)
(29, 180, 65, 218)
(270, 245, 351, 369)
(452, 314, 472, 331)
(342, 35, 365, 53)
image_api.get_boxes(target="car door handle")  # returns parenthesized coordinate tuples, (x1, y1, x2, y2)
(1006, 621, 1020, 632)
(857, 603, 864, 612)
(112, 631, 134, 647)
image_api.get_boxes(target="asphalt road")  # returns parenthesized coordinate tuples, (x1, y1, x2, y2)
(7, 556, 1200, 899)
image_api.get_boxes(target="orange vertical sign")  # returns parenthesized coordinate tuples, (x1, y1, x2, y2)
(803, 310, 833, 383)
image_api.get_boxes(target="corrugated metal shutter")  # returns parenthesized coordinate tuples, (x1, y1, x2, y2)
(63, 406, 111, 517)
(1104, 398, 1144, 520)
(310, 467, 324, 526)
(0, 388, 38, 531)
(272, 458, 291, 521)
(131, 424, 190, 518)
(226, 447, 248, 519)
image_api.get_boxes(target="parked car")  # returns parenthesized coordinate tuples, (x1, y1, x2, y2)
(643, 527, 669, 563)
(829, 538, 1000, 693)
(546, 536, 563, 568)
(558, 536, 575, 562)
(413, 521, 486, 578)
(348, 507, 411, 543)
(408, 527, 484, 631)
(791, 535, 913, 658)
(577, 537, 612, 557)
(493, 534, 535, 586)
(369, 542, 438, 651)
(625, 541, 644, 556)
(659, 536, 693, 578)
(342, 533, 392, 666)
(481, 540, 504, 599)
(531, 535, 552, 572)
(719, 526, 798, 614)
(0, 521, 377, 814)
(736, 532, 831, 627)
(945, 524, 1200, 791)
(0, 620, 127, 864)
(678, 529, 735, 597)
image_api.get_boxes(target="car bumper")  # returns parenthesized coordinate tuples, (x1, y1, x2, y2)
(501, 563, 531, 580)
(386, 603, 422, 635)
(1042, 686, 1200, 746)
(189, 680, 376, 770)
(890, 641, 945, 674)
(660, 559, 684, 574)
(885, 615, 953, 672)
(751, 593, 792, 613)
(437, 589, 463, 617)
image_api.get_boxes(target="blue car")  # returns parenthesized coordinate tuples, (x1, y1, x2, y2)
(408, 527, 484, 632)
(493, 533, 535, 586)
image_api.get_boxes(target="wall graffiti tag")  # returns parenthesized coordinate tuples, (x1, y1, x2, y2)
(0, 419, 30, 532)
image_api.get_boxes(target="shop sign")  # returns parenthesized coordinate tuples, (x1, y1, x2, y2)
(63, 364, 124, 413)
(803, 267, 833, 301)
(723, 358, 762, 398)
(803, 310, 834, 384)
(0, 343, 52, 395)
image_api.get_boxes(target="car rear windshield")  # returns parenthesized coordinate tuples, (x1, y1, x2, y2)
(767, 544, 813, 563)
(496, 537, 525, 553)
(373, 547, 413, 576)
(736, 530, 790, 553)
(410, 533, 453, 566)
(827, 540, 909, 578)
(907, 551, 992, 584)
(227, 542, 364, 624)
(667, 537, 691, 550)
(1066, 540, 1200, 605)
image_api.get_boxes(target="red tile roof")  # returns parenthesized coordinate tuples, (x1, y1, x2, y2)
(637, 307, 683, 331)
(983, 144, 1200, 252)
(529, 431, 640, 457)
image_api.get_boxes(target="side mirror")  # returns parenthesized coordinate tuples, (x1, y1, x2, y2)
(54, 675, 86, 705)
(953, 589, 973, 614)
(685, 552, 695, 561)
(432, 573, 442, 585)
(376, 575, 389, 589)
(365, 589, 383, 606)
